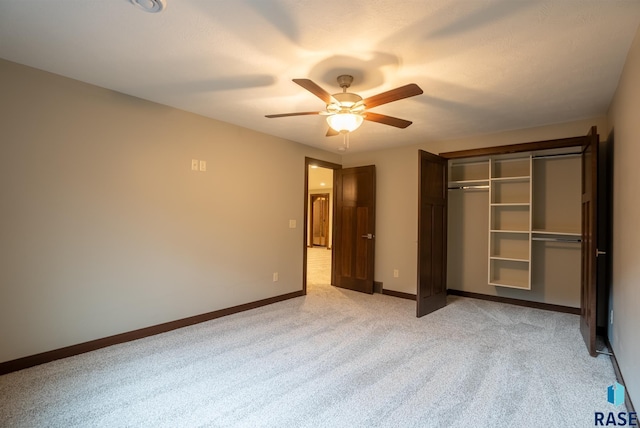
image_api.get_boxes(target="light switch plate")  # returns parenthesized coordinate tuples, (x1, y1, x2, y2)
(289, 220, 296, 229)
(199, 160, 207, 172)
(191, 159, 199, 171)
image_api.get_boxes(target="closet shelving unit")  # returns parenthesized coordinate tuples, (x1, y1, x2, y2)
(448, 155, 540, 291)
(487, 156, 532, 290)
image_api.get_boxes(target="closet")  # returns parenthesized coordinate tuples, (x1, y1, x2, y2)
(418, 127, 604, 356)
(446, 149, 582, 307)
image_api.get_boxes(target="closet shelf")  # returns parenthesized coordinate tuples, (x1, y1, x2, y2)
(489, 280, 531, 290)
(532, 230, 581, 237)
(490, 203, 530, 206)
(490, 176, 530, 182)
(490, 229, 530, 234)
(490, 256, 530, 263)
(532, 237, 581, 244)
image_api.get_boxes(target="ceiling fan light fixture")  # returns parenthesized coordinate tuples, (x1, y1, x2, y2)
(326, 113, 364, 133)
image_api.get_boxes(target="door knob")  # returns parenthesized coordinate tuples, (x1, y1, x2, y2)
(361, 233, 374, 239)
(596, 249, 607, 257)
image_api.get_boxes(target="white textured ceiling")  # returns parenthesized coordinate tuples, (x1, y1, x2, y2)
(0, 1, 638, 153)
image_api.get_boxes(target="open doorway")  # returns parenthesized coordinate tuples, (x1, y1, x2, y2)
(303, 158, 341, 293)
(310, 193, 330, 247)
(307, 166, 333, 287)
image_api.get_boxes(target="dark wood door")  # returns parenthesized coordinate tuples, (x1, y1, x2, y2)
(581, 126, 599, 356)
(310, 194, 330, 247)
(417, 150, 448, 317)
(334, 166, 376, 293)
(596, 130, 613, 336)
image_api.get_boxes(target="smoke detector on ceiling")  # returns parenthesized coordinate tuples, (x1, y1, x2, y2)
(130, 0, 166, 13)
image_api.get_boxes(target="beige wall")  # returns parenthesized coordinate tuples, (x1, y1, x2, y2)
(0, 59, 340, 363)
(607, 25, 640, 406)
(341, 117, 607, 296)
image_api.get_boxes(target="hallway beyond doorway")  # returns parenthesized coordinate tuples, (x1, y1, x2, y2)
(306, 247, 331, 286)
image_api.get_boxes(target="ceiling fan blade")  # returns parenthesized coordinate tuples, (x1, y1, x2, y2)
(292, 79, 336, 104)
(326, 127, 339, 137)
(364, 112, 413, 128)
(265, 111, 322, 118)
(363, 83, 423, 109)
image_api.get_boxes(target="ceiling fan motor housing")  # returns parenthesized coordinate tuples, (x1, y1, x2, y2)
(327, 92, 365, 114)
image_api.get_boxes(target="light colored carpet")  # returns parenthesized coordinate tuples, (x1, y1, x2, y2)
(0, 279, 623, 427)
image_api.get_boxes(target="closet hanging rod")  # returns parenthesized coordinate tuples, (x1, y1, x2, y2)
(447, 185, 490, 190)
(532, 153, 581, 160)
(532, 237, 581, 243)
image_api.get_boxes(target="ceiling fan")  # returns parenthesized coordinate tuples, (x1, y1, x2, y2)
(265, 75, 423, 137)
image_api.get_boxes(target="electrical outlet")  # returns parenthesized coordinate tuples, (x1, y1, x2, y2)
(289, 220, 296, 229)
(393, 269, 399, 278)
(191, 159, 199, 171)
(273, 272, 279, 282)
